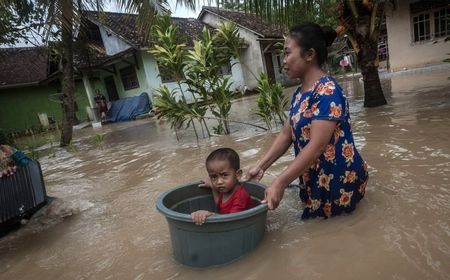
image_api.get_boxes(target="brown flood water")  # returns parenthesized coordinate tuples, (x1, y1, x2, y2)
(1, 69, 450, 280)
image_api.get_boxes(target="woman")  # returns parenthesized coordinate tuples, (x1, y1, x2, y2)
(247, 22, 368, 219)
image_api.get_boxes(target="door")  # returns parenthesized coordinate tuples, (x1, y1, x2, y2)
(104, 76, 119, 101)
(264, 52, 276, 83)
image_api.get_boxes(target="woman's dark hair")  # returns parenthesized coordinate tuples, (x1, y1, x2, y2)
(288, 22, 337, 66)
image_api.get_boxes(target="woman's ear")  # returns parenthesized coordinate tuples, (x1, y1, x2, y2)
(304, 48, 316, 63)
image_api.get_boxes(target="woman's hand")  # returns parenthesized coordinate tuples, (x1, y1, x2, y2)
(261, 179, 287, 210)
(198, 177, 212, 188)
(245, 165, 265, 182)
(191, 210, 213, 225)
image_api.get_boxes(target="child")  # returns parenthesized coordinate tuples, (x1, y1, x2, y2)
(191, 148, 253, 225)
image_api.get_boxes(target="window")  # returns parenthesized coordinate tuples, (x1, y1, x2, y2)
(220, 62, 232, 76)
(120, 66, 139, 90)
(378, 32, 388, 61)
(434, 8, 450, 38)
(412, 7, 450, 42)
(413, 13, 431, 42)
(158, 64, 184, 83)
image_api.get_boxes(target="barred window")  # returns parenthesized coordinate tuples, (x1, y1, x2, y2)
(434, 8, 450, 38)
(120, 66, 139, 90)
(413, 13, 431, 42)
(220, 62, 232, 76)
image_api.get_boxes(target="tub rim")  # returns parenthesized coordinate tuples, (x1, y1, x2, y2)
(156, 181, 268, 223)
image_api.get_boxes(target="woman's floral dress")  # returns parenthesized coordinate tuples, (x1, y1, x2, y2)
(289, 76, 369, 219)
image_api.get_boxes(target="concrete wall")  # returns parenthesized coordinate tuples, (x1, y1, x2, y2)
(200, 12, 265, 89)
(0, 82, 90, 133)
(99, 26, 131, 55)
(89, 52, 150, 101)
(386, 0, 450, 71)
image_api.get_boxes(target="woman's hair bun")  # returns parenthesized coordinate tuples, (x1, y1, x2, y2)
(321, 26, 337, 47)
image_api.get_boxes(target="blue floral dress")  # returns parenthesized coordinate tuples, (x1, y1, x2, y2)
(289, 76, 369, 219)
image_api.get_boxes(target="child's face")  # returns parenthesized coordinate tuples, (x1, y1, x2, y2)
(207, 160, 242, 193)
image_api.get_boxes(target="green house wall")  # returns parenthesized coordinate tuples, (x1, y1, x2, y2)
(0, 81, 90, 133)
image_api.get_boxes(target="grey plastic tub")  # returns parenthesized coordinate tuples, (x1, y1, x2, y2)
(156, 181, 268, 268)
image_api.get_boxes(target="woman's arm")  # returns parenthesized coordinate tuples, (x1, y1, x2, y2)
(246, 121, 293, 181)
(263, 120, 337, 209)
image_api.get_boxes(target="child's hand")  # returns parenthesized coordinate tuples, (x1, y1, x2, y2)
(198, 177, 212, 188)
(191, 210, 213, 225)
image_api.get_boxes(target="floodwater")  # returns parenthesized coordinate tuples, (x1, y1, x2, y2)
(1, 69, 450, 280)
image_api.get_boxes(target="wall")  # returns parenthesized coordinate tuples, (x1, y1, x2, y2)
(0, 81, 89, 133)
(386, 0, 450, 71)
(200, 12, 265, 89)
(99, 26, 131, 55)
(94, 52, 150, 100)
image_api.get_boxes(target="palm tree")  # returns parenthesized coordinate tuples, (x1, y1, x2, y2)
(219, 0, 388, 107)
(1, 0, 197, 146)
(336, 0, 388, 107)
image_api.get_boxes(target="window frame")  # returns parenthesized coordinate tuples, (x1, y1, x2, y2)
(119, 65, 140, 91)
(220, 61, 233, 76)
(411, 7, 450, 44)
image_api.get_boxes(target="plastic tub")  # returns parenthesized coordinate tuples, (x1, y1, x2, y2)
(156, 181, 268, 268)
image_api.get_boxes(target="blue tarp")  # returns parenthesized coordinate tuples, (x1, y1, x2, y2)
(107, 93, 152, 122)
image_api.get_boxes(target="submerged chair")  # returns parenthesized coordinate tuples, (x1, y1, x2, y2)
(0, 160, 47, 224)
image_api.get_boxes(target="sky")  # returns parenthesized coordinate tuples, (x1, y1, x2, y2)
(107, 0, 202, 18)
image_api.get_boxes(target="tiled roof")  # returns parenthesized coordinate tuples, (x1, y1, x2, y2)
(84, 11, 210, 47)
(0, 47, 48, 88)
(199, 6, 285, 38)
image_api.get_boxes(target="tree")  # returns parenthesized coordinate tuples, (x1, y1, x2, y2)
(0, 0, 37, 45)
(336, 0, 387, 107)
(255, 73, 288, 130)
(218, 0, 338, 27)
(219, 0, 388, 107)
(150, 17, 243, 137)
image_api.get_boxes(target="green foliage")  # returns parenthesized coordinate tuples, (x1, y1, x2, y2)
(0, 130, 15, 146)
(150, 18, 243, 137)
(25, 145, 40, 160)
(90, 133, 105, 149)
(256, 73, 288, 129)
(218, 0, 338, 28)
(154, 86, 207, 131)
(0, 0, 41, 45)
(149, 16, 187, 84)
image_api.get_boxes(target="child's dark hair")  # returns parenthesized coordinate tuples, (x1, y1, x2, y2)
(206, 148, 240, 171)
(288, 22, 337, 66)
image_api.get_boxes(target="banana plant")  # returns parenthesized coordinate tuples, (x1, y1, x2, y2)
(256, 73, 288, 129)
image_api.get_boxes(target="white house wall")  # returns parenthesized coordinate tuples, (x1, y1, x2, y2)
(140, 51, 194, 103)
(200, 12, 265, 89)
(99, 26, 131, 55)
(386, 0, 450, 71)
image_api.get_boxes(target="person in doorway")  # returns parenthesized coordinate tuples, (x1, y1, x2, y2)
(94, 89, 107, 121)
(191, 148, 253, 225)
(246, 22, 369, 219)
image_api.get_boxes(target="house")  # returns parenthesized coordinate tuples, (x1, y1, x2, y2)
(0, 47, 90, 133)
(0, 7, 290, 133)
(198, 7, 287, 87)
(384, 0, 450, 71)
